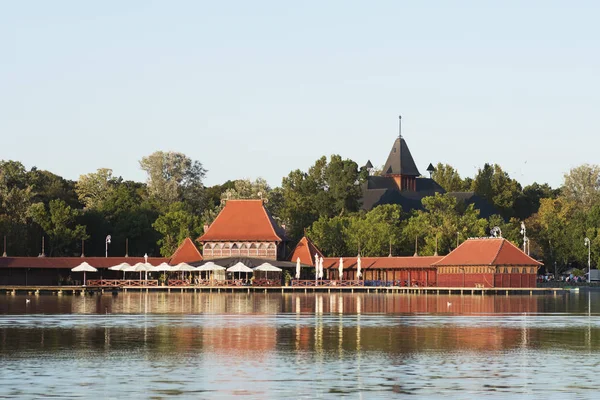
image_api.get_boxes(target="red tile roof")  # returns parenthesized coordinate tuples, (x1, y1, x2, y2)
(0, 256, 169, 269)
(322, 256, 443, 270)
(198, 200, 283, 242)
(434, 238, 542, 266)
(288, 237, 323, 266)
(169, 237, 203, 264)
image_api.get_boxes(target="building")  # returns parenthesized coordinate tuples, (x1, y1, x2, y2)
(0, 238, 201, 286)
(434, 237, 541, 288)
(361, 132, 497, 218)
(198, 199, 286, 261)
(299, 237, 539, 288)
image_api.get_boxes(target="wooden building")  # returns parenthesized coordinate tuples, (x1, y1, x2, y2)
(0, 238, 200, 286)
(322, 256, 442, 286)
(434, 238, 541, 288)
(198, 200, 286, 260)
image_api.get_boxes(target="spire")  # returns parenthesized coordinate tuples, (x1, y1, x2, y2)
(398, 115, 402, 139)
(382, 117, 420, 177)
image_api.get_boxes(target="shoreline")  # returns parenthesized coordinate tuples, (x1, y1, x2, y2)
(0, 285, 564, 296)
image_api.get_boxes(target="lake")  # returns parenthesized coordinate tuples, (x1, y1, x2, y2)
(1, 291, 599, 398)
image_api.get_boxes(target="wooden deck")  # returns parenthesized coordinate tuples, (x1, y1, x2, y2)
(0, 285, 565, 296)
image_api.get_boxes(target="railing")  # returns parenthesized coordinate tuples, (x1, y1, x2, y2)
(252, 279, 281, 287)
(291, 280, 365, 287)
(86, 279, 158, 287)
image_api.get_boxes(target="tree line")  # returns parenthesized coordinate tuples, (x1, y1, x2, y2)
(0, 153, 598, 274)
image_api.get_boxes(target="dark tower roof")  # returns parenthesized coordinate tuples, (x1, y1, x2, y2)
(382, 137, 420, 177)
(427, 163, 436, 173)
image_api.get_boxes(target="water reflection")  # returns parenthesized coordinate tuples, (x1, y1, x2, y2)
(1, 292, 600, 397)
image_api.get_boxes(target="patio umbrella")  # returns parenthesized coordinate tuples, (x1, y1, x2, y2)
(254, 262, 282, 280)
(338, 258, 344, 280)
(171, 262, 196, 280)
(124, 262, 152, 280)
(196, 262, 225, 281)
(227, 262, 253, 280)
(109, 262, 131, 279)
(357, 255, 362, 280)
(319, 257, 324, 279)
(154, 262, 173, 272)
(315, 253, 320, 280)
(71, 262, 97, 286)
(295, 257, 301, 280)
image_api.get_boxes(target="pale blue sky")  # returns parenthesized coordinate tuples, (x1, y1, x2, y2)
(1, 1, 598, 189)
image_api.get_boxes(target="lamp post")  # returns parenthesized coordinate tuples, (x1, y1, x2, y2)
(105, 235, 111, 258)
(585, 237, 591, 283)
(520, 222, 528, 255)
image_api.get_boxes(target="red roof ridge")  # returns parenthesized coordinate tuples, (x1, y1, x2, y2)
(490, 239, 506, 265)
(169, 237, 203, 264)
(198, 199, 282, 242)
(259, 201, 282, 242)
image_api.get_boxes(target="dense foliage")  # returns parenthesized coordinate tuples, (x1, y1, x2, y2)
(0, 154, 597, 273)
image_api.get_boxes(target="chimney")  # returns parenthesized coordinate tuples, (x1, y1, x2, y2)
(204, 225, 209, 232)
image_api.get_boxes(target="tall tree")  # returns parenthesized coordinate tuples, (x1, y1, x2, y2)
(431, 163, 468, 192)
(152, 202, 202, 256)
(404, 193, 487, 256)
(139, 151, 206, 211)
(28, 199, 88, 256)
(280, 155, 366, 241)
(0, 161, 34, 255)
(75, 168, 116, 210)
(562, 164, 600, 211)
(471, 163, 522, 219)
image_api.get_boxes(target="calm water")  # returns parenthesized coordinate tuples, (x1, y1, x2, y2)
(1, 291, 600, 398)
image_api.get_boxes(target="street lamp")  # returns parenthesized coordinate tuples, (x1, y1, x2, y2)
(520, 222, 529, 255)
(585, 237, 591, 283)
(105, 235, 112, 258)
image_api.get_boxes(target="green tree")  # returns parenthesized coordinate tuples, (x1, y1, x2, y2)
(280, 155, 366, 242)
(75, 168, 116, 210)
(346, 204, 404, 256)
(0, 161, 34, 255)
(307, 215, 351, 257)
(152, 202, 202, 256)
(471, 163, 522, 219)
(28, 199, 88, 256)
(140, 151, 206, 211)
(562, 164, 600, 211)
(431, 163, 468, 192)
(513, 182, 559, 220)
(404, 193, 487, 256)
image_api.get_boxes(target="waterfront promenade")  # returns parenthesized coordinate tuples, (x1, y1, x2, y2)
(0, 284, 564, 296)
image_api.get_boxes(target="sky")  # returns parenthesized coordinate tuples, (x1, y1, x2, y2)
(1, 1, 599, 189)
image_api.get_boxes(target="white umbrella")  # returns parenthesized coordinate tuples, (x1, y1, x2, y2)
(315, 253, 320, 280)
(109, 262, 131, 279)
(338, 258, 344, 280)
(171, 262, 197, 281)
(154, 262, 173, 272)
(227, 262, 253, 280)
(109, 262, 130, 271)
(171, 262, 196, 272)
(196, 262, 225, 271)
(254, 262, 282, 281)
(196, 262, 225, 281)
(71, 262, 98, 286)
(254, 262, 282, 272)
(357, 255, 362, 280)
(124, 262, 152, 280)
(295, 257, 301, 280)
(318, 257, 324, 279)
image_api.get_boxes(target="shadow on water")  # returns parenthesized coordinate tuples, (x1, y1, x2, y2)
(1, 291, 599, 397)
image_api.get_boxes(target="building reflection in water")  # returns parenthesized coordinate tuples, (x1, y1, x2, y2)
(7, 291, 596, 360)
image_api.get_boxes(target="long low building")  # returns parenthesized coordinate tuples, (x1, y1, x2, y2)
(289, 234, 541, 288)
(0, 198, 542, 288)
